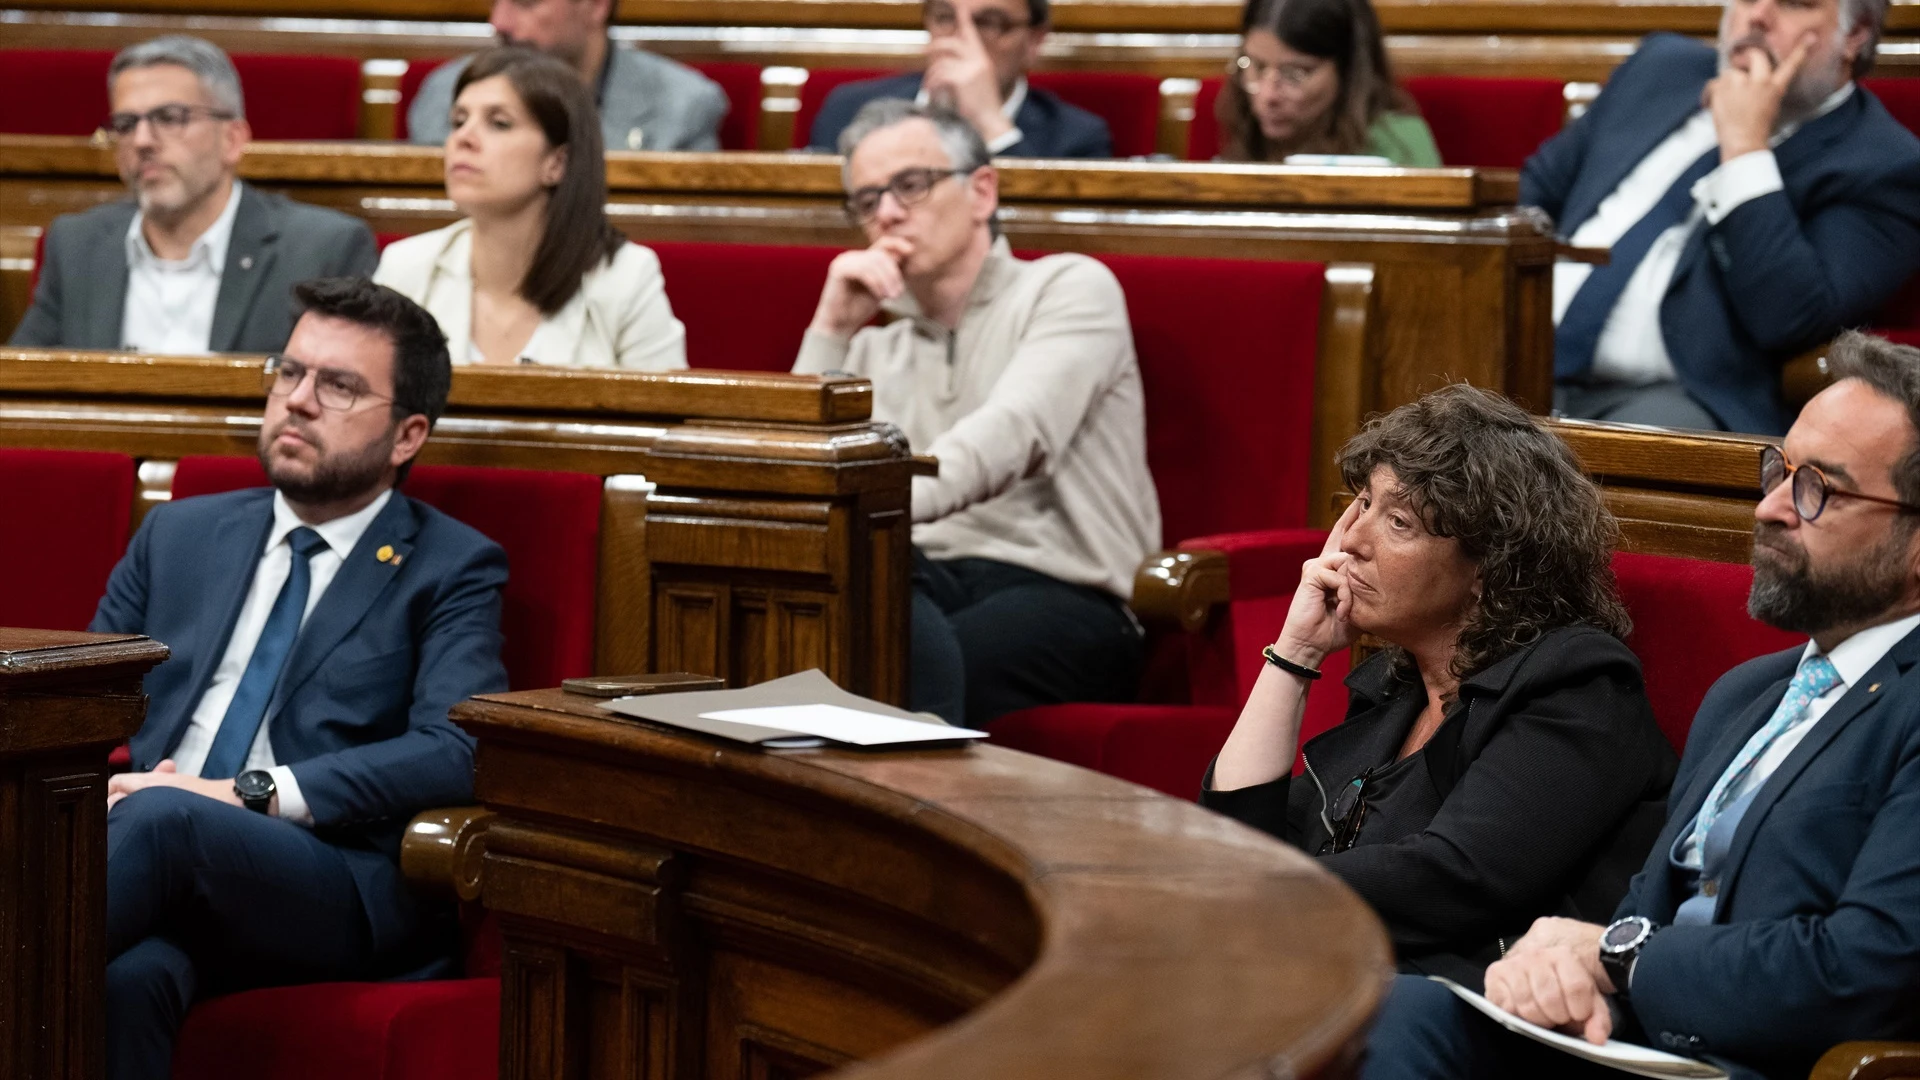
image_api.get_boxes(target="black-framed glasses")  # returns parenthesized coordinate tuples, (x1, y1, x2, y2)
(1230, 53, 1326, 93)
(1760, 444, 1920, 522)
(845, 167, 967, 223)
(263, 355, 392, 413)
(100, 103, 236, 140)
(924, 2, 1031, 40)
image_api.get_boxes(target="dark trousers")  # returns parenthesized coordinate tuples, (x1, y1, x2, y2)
(1553, 380, 1724, 431)
(910, 548, 1144, 727)
(1361, 973, 1635, 1080)
(105, 787, 421, 1080)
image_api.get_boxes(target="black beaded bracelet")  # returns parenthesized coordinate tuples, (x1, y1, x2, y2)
(1262, 644, 1322, 680)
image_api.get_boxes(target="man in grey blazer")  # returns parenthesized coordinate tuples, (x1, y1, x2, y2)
(10, 36, 375, 355)
(405, 0, 727, 152)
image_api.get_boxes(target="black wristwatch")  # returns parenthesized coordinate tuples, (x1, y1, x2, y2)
(233, 769, 276, 814)
(1598, 915, 1659, 999)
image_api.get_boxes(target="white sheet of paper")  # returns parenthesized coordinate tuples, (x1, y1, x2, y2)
(1429, 978, 1726, 1079)
(699, 704, 988, 746)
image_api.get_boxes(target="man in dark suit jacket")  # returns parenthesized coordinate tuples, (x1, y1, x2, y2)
(91, 277, 507, 1080)
(9, 35, 375, 354)
(1523, 0, 1920, 436)
(806, 0, 1111, 158)
(1361, 332, 1920, 1080)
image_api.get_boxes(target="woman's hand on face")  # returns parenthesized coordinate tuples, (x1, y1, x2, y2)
(1275, 498, 1361, 668)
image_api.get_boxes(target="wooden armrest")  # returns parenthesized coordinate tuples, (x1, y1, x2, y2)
(1782, 344, 1833, 412)
(1131, 549, 1229, 633)
(1556, 243, 1610, 266)
(1812, 1043, 1920, 1080)
(400, 805, 495, 901)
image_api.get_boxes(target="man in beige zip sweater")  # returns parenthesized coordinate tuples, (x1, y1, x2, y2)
(795, 99, 1161, 726)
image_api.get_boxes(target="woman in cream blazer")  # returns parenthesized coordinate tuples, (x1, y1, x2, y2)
(375, 46, 687, 370)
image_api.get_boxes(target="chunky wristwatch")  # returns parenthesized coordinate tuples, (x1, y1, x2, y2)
(233, 769, 276, 814)
(1598, 915, 1659, 998)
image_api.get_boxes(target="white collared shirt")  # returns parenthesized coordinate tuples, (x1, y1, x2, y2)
(1553, 84, 1854, 386)
(1677, 609, 1920, 866)
(121, 179, 243, 355)
(170, 487, 394, 824)
(915, 76, 1028, 154)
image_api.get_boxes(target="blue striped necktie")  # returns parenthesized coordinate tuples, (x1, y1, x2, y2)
(1554, 145, 1722, 379)
(1683, 653, 1842, 857)
(200, 526, 329, 779)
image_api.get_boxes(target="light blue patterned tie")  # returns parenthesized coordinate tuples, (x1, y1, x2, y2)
(1684, 653, 1842, 855)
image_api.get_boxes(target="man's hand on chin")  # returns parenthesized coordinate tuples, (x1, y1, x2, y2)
(107, 759, 243, 811)
(1483, 917, 1617, 1045)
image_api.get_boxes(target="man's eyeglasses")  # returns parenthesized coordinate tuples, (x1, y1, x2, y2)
(1231, 54, 1326, 93)
(1760, 444, 1920, 522)
(263, 355, 392, 413)
(100, 104, 236, 141)
(924, 3, 1031, 40)
(845, 167, 967, 223)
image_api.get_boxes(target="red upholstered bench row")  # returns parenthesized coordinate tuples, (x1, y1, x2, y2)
(0, 50, 363, 140)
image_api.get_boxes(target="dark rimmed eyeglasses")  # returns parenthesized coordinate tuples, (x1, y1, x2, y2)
(923, 2, 1031, 40)
(1760, 444, 1920, 522)
(262, 355, 392, 413)
(844, 167, 968, 223)
(100, 103, 236, 140)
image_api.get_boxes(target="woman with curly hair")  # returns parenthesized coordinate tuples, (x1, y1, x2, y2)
(1204, 384, 1675, 988)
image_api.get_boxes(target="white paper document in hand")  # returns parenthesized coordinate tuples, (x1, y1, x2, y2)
(700, 704, 989, 746)
(1428, 978, 1728, 1079)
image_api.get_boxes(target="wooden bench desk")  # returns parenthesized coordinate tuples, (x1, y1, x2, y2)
(0, 349, 918, 703)
(0, 137, 1556, 470)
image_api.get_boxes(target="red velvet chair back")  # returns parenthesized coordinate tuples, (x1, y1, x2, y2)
(395, 58, 446, 142)
(1074, 252, 1324, 544)
(1190, 75, 1567, 166)
(0, 50, 359, 139)
(1611, 552, 1801, 751)
(1865, 77, 1920, 139)
(0, 449, 135, 631)
(650, 241, 840, 370)
(691, 61, 763, 150)
(1029, 70, 1163, 157)
(791, 67, 893, 148)
(169, 458, 601, 691)
(1401, 76, 1566, 168)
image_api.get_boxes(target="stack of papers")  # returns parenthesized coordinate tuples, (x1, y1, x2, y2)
(600, 669, 988, 750)
(1429, 978, 1727, 1079)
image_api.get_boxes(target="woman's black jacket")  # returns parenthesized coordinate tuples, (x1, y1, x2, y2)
(1201, 625, 1677, 988)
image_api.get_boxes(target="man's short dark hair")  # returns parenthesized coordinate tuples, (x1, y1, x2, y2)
(1825, 330, 1920, 510)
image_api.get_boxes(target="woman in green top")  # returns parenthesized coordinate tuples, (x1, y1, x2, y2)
(1216, 0, 1441, 167)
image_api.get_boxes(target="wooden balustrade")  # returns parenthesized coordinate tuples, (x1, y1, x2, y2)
(417, 679, 1393, 1079)
(0, 137, 1555, 483)
(0, 350, 917, 703)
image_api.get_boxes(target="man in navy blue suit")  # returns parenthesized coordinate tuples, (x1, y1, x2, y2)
(1361, 332, 1920, 1079)
(91, 277, 509, 1080)
(806, 0, 1111, 158)
(1524, 0, 1920, 435)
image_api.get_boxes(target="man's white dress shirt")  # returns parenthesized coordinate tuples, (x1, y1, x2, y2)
(120, 179, 242, 354)
(917, 76, 1029, 154)
(1552, 84, 1853, 386)
(1676, 609, 1920, 867)
(168, 487, 394, 824)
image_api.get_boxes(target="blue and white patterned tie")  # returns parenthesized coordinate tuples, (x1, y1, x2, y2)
(1684, 653, 1842, 854)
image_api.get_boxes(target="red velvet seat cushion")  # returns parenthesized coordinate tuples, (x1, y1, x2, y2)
(691, 61, 763, 150)
(0, 448, 135, 630)
(1190, 75, 1567, 166)
(0, 50, 359, 139)
(991, 703, 1238, 798)
(1865, 77, 1920, 140)
(650, 241, 840, 371)
(792, 67, 892, 148)
(1612, 551, 1800, 751)
(168, 458, 601, 691)
(1030, 70, 1163, 157)
(172, 977, 499, 1080)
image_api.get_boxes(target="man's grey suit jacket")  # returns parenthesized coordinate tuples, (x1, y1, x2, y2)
(407, 46, 727, 152)
(8, 184, 378, 354)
